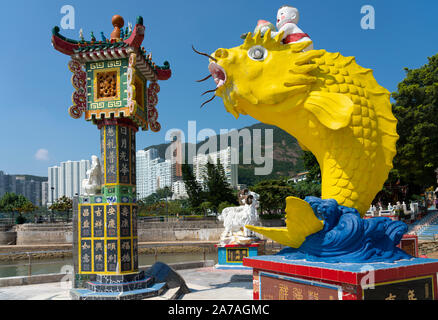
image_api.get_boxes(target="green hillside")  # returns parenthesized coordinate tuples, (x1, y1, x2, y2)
(144, 122, 305, 187)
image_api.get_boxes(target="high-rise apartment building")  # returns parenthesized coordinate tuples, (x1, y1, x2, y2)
(136, 149, 172, 199)
(171, 180, 188, 200)
(41, 181, 48, 207)
(48, 159, 90, 206)
(193, 146, 238, 188)
(0, 171, 45, 206)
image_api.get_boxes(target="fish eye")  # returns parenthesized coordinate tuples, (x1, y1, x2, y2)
(248, 45, 268, 61)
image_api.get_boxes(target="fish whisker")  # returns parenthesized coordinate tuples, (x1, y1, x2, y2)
(192, 45, 217, 62)
(196, 74, 212, 82)
(200, 95, 216, 108)
(201, 89, 217, 96)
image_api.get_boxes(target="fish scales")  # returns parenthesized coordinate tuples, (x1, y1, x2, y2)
(209, 30, 398, 248)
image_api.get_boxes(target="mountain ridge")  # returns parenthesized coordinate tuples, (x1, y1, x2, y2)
(143, 122, 305, 187)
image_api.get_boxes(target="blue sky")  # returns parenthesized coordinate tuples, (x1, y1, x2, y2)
(0, 0, 436, 177)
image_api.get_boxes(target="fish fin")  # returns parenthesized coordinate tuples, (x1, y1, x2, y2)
(245, 225, 296, 247)
(284, 196, 324, 248)
(304, 91, 354, 130)
(247, 197, 324, 249)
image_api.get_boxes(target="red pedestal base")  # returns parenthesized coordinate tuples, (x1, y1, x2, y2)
(243, 255, 438, 300)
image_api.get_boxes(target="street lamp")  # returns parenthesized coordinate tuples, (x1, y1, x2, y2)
(50, 187, 55, 223)
(71, 193, 78, 223)
(50, 187, 54, 206)
(164, 186, 170, 222)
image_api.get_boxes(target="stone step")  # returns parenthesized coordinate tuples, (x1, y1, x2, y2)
(86, 276, 153, 292)
(95, 271, 145, 284)
(144, 286, 182, 300)
(71, 282, 167, 300)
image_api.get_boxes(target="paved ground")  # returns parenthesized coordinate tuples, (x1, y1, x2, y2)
(0, 267, 253, 300)
(0, 282, 70, 300)
(179, 267, 253, 300)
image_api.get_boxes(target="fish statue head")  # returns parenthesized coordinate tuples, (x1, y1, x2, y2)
(209, 30, 318, 118)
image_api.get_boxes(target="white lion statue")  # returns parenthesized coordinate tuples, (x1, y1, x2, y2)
(218, 189, 260, 244)
(82, 155, 103, 195)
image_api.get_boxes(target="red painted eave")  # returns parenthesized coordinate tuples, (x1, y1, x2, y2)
(156, 68, 172, 81)
(123, 24, 145, 48)
(51, 34, 78, 56)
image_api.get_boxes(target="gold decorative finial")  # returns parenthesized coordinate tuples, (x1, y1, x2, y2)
(111, 15, 125, 40)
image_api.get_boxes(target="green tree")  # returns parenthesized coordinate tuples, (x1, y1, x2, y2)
(204, 160, 237, 211)
(155, 187, 173, 201)
(391, 54, 438, 196)
(291, 180, 321, 199)
(167, 200, 185, 216)
(0, 192, 33, 221)
(182, 163, 205, 210)
(302, 151, 321, 182)
(49, 196, 73, 221)
(252, 179, 294, 214)
(139, 193, 160, 206)
(199, 201, 213, 216)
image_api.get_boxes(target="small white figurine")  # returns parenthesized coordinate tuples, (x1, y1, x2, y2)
(266, 5, 313, 51)
(402, 201, 407, 213)
(218, 190, 260, 245)
(82, 155, 103, 195)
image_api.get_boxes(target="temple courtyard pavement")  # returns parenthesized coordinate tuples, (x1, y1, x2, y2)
(0, 266, 253, 300)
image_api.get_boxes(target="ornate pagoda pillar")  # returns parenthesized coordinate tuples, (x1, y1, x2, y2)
(52, 14, 171, 298)
(78, 119, 139, 275)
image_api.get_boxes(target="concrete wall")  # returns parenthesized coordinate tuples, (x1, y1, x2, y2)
(419, 242, 438, 256)
(0, 231, 16, 245)
(12, 219, 284, 245)
(138, 228, 224, 242)
(15, 223, 73, 245)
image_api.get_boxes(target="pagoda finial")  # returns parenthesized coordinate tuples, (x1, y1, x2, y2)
(111, 15, 125, 40)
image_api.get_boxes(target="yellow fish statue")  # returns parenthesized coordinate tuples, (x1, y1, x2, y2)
(202, 30, 398, 249)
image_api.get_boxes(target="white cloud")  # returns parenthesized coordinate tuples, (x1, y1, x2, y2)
(35, 148, 49, 161)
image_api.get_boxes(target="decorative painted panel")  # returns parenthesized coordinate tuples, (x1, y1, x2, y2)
(93, 206, 105, 237)
(80, 240, 92, 272)
(121, 239, 132, 272)
(118, 126, 130, 184)
(106, 240, 118, 272)
(363, 276, 434, 300)
(259, 272, 341, 300)
(86, 59, 128, 111)
(80, 206, 92, 237)
(120, 205, 131, 237)
(104, 125, 117, 184)
(93, 240, 105, 272)
(130, 130, 136, 184)
(106, 205, 118, 237)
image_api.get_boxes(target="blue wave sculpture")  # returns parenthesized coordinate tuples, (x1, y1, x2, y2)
(278, 197, 413, 263)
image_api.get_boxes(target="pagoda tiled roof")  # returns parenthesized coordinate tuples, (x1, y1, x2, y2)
(51, 16, 171, 81)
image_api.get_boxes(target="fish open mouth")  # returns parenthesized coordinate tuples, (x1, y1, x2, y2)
(208, 63, 227, 88)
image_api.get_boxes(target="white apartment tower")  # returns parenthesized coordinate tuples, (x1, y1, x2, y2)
(41, 181, 48, 207)
(136, 149, 172, 199)
(193, 146, 238, 188)
(47, 159, 90, 206)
